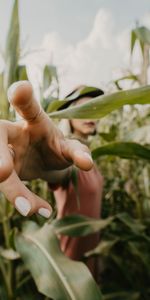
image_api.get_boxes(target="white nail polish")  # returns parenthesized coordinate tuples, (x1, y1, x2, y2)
(7, 81, 28, 102)
(75, 150, 93, 163)
(83, 152, 93, 163)
(38, 208, 51, 218)
(15, 197, 31, 216)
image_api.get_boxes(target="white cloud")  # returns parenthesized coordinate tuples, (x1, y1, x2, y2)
(141, 12, 150, 28)
(26, 8, 148, 98)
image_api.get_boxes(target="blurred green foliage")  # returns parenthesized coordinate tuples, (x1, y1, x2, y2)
(0, 1, 150, 300)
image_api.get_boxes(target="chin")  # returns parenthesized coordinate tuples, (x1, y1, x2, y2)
(88, 129, 96, 136)
(85, 129, 96, 136)
(91, 129, 97, 136)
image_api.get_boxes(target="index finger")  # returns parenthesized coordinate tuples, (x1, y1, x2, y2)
(7, 81, 45, 123)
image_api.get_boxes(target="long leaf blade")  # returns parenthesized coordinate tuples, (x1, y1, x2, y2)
(4, 0, 20, 88)
(52, 215, 114, 236)
(15, 222, 102, 300)
(49, 85, 150, 119)
(92, 142, 150, 160)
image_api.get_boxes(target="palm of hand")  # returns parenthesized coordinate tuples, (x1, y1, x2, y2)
(0, 81, 93, 217)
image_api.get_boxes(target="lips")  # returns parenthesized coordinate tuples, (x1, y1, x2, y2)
(84, 122, 96, 126)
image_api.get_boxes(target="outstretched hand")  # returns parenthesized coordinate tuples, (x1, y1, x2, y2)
(0, 81, 93, 218)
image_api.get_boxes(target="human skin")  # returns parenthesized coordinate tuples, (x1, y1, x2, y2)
(0, 81, 93, 218)
(70, 98, 97, 139)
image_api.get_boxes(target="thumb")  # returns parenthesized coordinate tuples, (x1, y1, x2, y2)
(61, 138, 93, 171)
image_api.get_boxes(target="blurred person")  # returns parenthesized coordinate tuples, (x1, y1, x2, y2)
(0, 81, 103, 282)
(50, 86, 104, 282)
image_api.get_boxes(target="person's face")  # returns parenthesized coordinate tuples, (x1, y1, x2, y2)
(70, 97, 97, 138)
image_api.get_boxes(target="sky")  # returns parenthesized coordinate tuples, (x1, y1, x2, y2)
(0, 0, 150, 96)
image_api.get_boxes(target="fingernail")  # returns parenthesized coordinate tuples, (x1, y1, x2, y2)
(75, 150, 93, 163)
(83, 152, 93, 163)
(38, 208, 52, 218)
(15, 196, 31, 216)
(7, 81, 28, 102)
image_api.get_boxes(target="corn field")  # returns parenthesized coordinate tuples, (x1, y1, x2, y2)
(0, 1, 150, 300)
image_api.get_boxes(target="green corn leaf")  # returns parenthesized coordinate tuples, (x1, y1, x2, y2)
(46, 99, 67, 113)
(16, 65, 28, 81)
(116, 213, 145, 234)
(131, 29, 137, 54)
(43, 65, 58, 92)
(49, 85, 150, 119)
(4, 0, 20, 88)
(0, 72, 9, 119)
(15, 221, 102, 300)
(52, 215, 114, 236)
(99, 125, 118, 142)
(84, 239, 118, 258)
(127, 241, 150, 272)
(114, 74, 139, 90)
(92, 142, 150, 160)
(134, 26, 150, 45)
(103, 291, 140, 300)
(131, 26, 150, 55)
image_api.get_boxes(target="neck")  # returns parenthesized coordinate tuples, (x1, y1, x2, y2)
(72, 132, 89, 146)
(73, 131, 88, 141)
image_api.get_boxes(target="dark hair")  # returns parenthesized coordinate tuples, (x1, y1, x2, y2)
(58, 85, 104, 110)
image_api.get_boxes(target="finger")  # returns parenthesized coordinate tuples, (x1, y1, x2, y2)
(0, 170, 52, 218)
(7, 81, 45, 123)
(0, 124, 14, 182)
(8, 144, 15, 159)
(60, 138, 93, 171)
